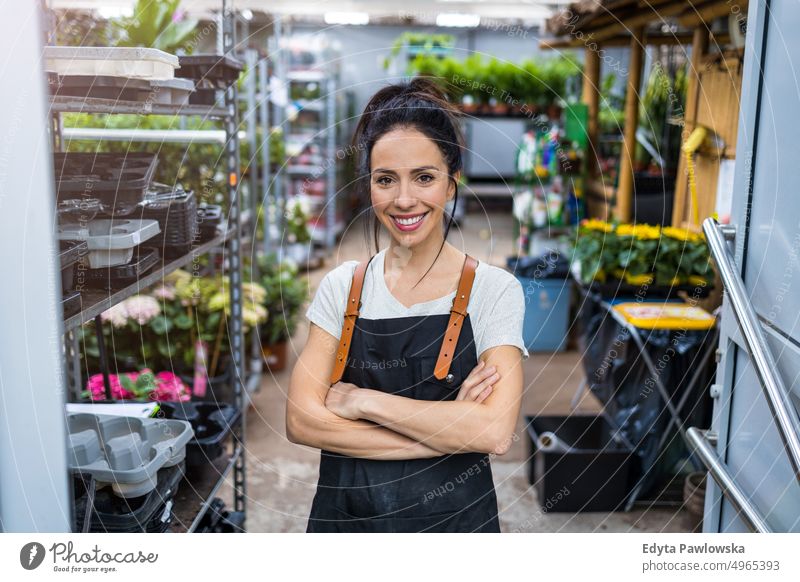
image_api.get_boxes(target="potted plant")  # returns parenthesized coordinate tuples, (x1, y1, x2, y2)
(283, 196, 312, 265)
(257, 254, 309, 371)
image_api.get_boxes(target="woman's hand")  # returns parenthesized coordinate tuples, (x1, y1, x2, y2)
(455, 360, 500, 403)
(325, 381, 367, 420)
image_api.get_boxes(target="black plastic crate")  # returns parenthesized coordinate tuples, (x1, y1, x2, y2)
(72, 462, 185, 533)
(53, 152, 158, 216)
(195, 497, 245, 533)
(60, 241, 88, 293)
(526, 414, 635, 512)
(175, 54, 243, 88)
(158, 401, 241, 469)
(84, 247, 160, 289)
(137, 184, 199, 257)
(197, 203, 223, 240)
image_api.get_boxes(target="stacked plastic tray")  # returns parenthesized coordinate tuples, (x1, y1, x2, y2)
(175, 54, 243, 105)
(158, 402, 241, 470)
(66, 412, 193, 498)
(136, 183, 199, 258)
(72, 462, 185, 533)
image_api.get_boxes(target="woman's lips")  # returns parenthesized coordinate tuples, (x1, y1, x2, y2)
(390, 212, 428, 232)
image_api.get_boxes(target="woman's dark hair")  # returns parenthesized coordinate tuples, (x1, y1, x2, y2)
(351, 77, 464, 285)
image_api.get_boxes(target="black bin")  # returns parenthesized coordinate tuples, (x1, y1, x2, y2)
(526, 414, 635, 512)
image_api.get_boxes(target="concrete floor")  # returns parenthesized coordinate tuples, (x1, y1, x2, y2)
(222, 211, 692, 532)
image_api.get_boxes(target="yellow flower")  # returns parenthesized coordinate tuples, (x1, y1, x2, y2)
(581, 218, 614, 233)
(662, 226, 703, 243)
(625, 273, 654, 285)
(616, 223, 660, 240)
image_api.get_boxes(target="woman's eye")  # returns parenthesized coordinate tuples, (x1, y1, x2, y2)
(375, 176, 393, 186)
(417, 174, 434, 184)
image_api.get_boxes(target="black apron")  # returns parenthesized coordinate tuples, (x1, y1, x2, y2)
(307, 304, 501, 533)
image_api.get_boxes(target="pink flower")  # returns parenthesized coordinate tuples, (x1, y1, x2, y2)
(152, 285, 176, 301)
(172, 7, 186, 23)
(100, 303, 129, 328)
(85, 374, 133, 400)
(123, 295, 161, 325)
(151, 371, 191, 402)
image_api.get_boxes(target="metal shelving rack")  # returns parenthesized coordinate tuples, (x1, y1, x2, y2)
(275, 28, 345, 250)
(51, 0, 247, 533)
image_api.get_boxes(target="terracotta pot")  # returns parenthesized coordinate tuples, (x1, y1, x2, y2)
(261, 340, 288, 372)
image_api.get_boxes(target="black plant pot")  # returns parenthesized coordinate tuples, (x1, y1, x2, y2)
(179, 356, 234, 403)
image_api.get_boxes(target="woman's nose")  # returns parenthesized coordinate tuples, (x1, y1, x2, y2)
(393, 180, 417, 208)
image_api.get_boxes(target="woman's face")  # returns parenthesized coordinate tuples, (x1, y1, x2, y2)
(370, 126, 457, 249)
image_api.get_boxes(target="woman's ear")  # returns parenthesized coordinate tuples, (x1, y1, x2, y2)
(448, 171, 461, 200)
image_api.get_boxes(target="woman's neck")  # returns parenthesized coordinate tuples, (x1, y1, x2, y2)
(384, 234, 460, 279)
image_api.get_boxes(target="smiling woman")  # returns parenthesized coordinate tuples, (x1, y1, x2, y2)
(286, 78, 528, 533)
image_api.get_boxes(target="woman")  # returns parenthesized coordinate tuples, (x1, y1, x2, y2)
(286, 78, 528, 533)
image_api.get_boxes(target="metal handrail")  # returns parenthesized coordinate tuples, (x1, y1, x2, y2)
(686, 428, 772, 533)
(703, 218, 800, 483)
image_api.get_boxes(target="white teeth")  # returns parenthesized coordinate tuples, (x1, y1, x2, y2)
(394, 214, 425, 226)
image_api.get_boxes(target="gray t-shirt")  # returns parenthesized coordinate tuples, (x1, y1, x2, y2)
(305, 248, 529, 360)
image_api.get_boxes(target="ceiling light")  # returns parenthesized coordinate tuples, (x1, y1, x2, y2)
(324, 12, 370, 25)
(436, 13, 481, 27)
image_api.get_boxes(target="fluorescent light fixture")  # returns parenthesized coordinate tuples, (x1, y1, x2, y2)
(436, 13, 481, 27)
(324, 12, 370, 25)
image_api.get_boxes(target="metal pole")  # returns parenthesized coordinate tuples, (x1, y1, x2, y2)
(245, 49, 258, 226)
(273, 17, 286, 243)
(222, 0, 247, 519)
(686, 428, 772, 533)
(703, 218, 800, 483)
(325, 75, 336, 249)
(0, 0, 70, 532)
(259, 56, 272, 256)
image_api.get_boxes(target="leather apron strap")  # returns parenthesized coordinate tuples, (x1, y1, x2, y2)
(328, 253, 479, 385)
(434, 255, 478, 379)
(329, 258, 371, 385)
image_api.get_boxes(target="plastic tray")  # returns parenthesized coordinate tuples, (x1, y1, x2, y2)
(72, 462, 184, 533)
(44, 46, 179, 80)
(58, 198, 102, 222)
(84, 247, 160, 289)
(53, 152, 159, 216)
(197, 204, 223, 240)
(57, 219, 160, 269)
(175, 54, 243, 87)
(48, 73, 153, 101)
(60, 241, 88, 293)
(138, 184, 198, 256)
(66, 412, 193, 498)
(158, 402, 241, 468)
(148, 78, 195, 105)
(62, 290, 82, 318)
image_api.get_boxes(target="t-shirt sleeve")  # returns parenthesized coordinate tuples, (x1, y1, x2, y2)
(475, 274, 530, 360)
(304, 262, 358, 340)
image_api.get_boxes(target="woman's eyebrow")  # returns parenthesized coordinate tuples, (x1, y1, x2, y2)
(372, 165, 441, 173)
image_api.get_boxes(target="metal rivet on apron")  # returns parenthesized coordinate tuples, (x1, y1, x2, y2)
(445, 373, 454, 384)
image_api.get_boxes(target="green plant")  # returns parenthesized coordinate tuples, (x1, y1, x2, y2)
(286, 198, 311, 244)
(257, 254, 309, 345)
(113, 0, 199, 54)
(383, 32, 455, 70)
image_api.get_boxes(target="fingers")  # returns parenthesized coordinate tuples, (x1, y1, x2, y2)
(456, 362, 500, 401)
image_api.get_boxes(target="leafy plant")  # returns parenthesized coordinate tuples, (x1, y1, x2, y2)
(257, 254, 309, 345)
(572, 220, 712, 288)
(286, 198, 311, 244)
(113, 0, 199, 54)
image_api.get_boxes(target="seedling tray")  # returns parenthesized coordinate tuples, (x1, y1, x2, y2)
(158, 402, 241, 468)
(138, 184, 198, 255)
(57, 218, 160, 268)
(53, 152, 159, 216)
(72, 462, 185, 533)
(148, 78, 196, 105)
(175, 54, 243, 88)
(66, 412, 193, 498)
(197, 204, 223, 240)
(44, 46, 179, 80)
(48, 74, 152, 101)
(84, 247, 160, 289)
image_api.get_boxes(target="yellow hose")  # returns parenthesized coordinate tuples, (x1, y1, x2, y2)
(682, 126, 707, 226)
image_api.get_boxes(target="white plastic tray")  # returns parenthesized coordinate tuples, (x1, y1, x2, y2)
(57, 219, 160, 268)
(148, 78, 195, 105)
(44, 47, 179, 80)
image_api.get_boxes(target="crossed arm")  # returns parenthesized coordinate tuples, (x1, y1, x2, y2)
(285, 323, 523, 459)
